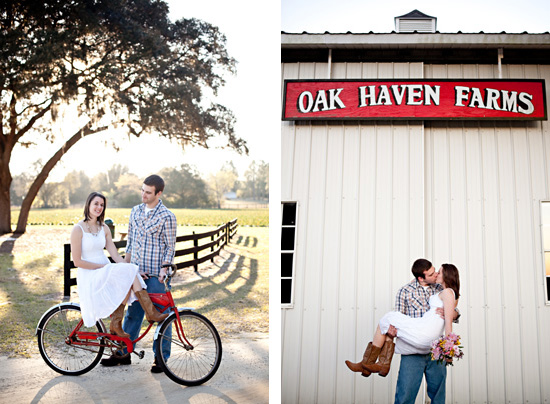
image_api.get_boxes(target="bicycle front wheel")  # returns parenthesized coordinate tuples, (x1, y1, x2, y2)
(37, 304, 106, 376)
(155, 310, 222, 386)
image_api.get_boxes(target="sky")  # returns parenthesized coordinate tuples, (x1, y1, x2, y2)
(282, 0, 550, 34)
(11, 0, 280, 182)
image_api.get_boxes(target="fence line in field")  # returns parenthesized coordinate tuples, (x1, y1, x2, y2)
(63, 218, 238, 297)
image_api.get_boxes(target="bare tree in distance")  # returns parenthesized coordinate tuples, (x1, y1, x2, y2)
(0, 0, 247, 234)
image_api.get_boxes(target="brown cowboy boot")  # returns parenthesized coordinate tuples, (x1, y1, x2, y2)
(345, 342, 382, 377)
(364, 340, 395, 377)
(110, 304, 130, 339)
(135, 290, 169, 323)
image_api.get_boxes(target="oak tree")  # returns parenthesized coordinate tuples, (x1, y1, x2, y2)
(0, 0, 246, 234)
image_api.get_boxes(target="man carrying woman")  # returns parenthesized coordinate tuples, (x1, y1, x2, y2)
(346, 258, 460, 404)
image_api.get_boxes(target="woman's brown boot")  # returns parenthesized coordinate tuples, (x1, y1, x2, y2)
(365, 340, 395, 377)
(345, 342, 381, 377)
(135, 290, 169, 323)
(110, 304, 130, 339)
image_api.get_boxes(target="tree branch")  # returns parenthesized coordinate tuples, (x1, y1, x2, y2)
(15, 122, 109, 233)
(8, 93, 17, 137)
(18, 97, 52, 116)
(13, 102, 52, 144)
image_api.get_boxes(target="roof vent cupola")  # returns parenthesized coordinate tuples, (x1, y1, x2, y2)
(395, 10, 437, 33)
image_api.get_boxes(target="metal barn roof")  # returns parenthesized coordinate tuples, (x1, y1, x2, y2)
(281, 31, 550, 64)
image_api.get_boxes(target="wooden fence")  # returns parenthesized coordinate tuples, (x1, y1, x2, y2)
(63, 218, 238, 297)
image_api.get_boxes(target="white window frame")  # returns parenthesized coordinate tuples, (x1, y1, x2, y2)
(540, 200, 550, 305)
(281, 201, 297, 308)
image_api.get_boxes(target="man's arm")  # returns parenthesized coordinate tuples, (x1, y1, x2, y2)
(394, 286, 408, 316)
(159, 212, 177, 282)
(161, 212, 177, 263)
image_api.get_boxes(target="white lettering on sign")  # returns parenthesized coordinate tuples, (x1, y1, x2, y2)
(358, 85, 440, 107)
(290, 82, 541, 119)
(454, 86, 535, 115)
(297, 89, 345, 113)
(519, 92, 535, 114)
(297, 91, 314, 113)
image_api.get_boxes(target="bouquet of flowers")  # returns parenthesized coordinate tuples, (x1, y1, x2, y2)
(430, 333, 464, 366)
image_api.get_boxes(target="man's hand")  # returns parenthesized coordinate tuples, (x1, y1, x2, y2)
(139, 271, 150, 280)
(158, 267, 167, 283)
(436, 307, 459, 321)
(386, 325, 397, 339)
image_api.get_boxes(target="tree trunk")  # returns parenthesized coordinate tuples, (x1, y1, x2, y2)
(0, 167, 12, 234)
(14, 123, 107, 234)
(0, 133, 14, 234)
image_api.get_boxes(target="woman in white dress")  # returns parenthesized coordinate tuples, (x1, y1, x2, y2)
(70, 192, 169, 339)
(345, 264, 460, 377)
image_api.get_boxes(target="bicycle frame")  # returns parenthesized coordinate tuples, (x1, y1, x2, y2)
(63, 267, 193, 354)
(37, 264, 222, 385)
(150, 269, 194, 349)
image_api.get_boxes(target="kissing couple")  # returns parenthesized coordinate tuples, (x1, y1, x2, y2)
(346, 258, 461, 404)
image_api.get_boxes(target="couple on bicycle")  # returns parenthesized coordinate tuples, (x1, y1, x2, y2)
(70, 174, 177, 373)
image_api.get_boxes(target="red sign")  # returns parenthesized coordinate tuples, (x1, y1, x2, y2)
(282, 79, 547, 121)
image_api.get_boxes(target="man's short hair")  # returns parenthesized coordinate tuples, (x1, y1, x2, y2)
(411, 258, 433, 280)
(144, 175, 165, 194)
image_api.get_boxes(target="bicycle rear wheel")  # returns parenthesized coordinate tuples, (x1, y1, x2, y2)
(155, 310, 222, 386)
(37, 304, 106, 376)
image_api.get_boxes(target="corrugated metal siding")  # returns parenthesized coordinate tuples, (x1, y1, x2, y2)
(281, 62, 426, 404)
(424, 64, 550, 404)
(282, 61, 550, 403)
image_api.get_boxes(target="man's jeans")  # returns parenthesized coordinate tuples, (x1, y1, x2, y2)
(122, 277, 172, 360)
(394, 354, 446, 404)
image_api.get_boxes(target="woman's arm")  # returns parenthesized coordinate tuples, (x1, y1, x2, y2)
(440, 288, 457, 336)
(103, 224, 124, 263)
(70, 225, 104, 270)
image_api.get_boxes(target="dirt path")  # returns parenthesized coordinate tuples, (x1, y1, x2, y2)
(0, 332, 268, 404)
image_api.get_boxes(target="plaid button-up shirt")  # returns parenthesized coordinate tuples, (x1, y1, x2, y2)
(395, 279, 444, 318)
(126, 200, 177, 277)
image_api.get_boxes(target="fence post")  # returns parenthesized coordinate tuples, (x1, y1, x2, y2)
(193, 232, 198, 272)
(63, 244, 71, 297)
(226, 222, 230, 246)
(211, 234, 215, 263)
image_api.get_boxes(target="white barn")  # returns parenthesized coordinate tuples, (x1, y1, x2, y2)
(281, 12, 550, 404)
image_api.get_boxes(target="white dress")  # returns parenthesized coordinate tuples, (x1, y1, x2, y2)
(76, 224, 146, 327)
(379, 293, 445, 355)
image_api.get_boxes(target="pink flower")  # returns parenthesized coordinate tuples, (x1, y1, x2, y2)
(430, 334, 464, 366)
(447, 333, 459, 343)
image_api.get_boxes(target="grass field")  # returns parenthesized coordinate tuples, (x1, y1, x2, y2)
(10, 207, 268, 227)
(0, 221, 268, 358)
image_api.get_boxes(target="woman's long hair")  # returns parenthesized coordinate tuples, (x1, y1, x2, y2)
(83, 192, 106, 224)
(441, 263, 460, 299)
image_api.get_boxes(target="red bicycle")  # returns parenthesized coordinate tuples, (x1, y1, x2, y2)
(36, 265, 222, 386)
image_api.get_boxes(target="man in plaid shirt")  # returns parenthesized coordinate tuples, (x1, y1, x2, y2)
(101, 174, 177, 372)
(387, 258, 459, 404)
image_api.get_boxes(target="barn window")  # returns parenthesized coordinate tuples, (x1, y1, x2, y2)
(541, 201, 550, 303)
(282, 202, 297, 306)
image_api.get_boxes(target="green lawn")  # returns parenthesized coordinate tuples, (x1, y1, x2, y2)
(10, 207, 268, 227)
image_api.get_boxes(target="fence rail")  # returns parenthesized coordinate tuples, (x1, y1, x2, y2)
(63, 218, 238, 297)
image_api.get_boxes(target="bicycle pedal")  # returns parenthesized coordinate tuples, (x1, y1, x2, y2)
(133, 350, 145, 359)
